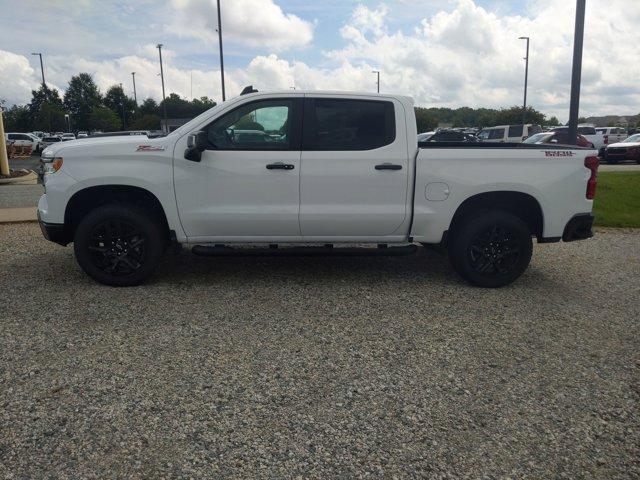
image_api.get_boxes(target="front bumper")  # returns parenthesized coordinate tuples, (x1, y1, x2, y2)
(37, 210, 69, 246)
(562, 213, 594, 242)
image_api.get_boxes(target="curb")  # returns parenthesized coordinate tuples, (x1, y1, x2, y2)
(0, 207, 38, 223)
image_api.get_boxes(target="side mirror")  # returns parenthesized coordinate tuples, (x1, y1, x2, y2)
(184, 131, 208, 162)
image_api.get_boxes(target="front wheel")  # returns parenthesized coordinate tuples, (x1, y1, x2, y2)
(73, 204, 165, 286)
(448, 210, 533, 288)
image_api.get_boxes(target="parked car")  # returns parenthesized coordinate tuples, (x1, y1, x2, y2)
(418, 129, 477, 143)
(551, 125, 600, 151)
(31, 131, 46, 139)
(523, 131, 593, 148)
(40, 136, 63, 149)
(4, 132, 38, 153)
(595, 127, 627, 150)
(604, 133, 640, 164)
(77, 131, 89, 138)
(477, 124, 542, 143)
(61, 133, 76, 141)
(38, 90, 598, 288)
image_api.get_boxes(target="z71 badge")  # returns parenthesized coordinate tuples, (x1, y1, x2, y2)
(545, 150, 575, 157)
(136, 145, 165, 152)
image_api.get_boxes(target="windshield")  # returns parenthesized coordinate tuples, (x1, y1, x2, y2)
(624, 134, 640, 143)
(523, 133, 551, 144)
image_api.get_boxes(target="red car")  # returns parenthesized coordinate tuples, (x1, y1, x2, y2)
(523, 131, 593, 148)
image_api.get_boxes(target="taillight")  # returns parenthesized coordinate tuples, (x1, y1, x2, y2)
(584, 155, 598, 199)
(603, 134, 609, 144)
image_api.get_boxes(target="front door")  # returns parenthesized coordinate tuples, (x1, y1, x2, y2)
(174, 97, 303, 241)
(299, 97, 410, 240)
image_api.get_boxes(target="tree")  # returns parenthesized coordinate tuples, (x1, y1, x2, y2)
(139, 98, 159, 117)
(494, 106, 546, 126)
(130, 114, 161, 130)
(103, 84, 137, 130)
(547, 116, 561, 126)
(63, 73, 102, 131)
(88, 106, 121, 132)
(28, 85, 65, 132)
(414, 107, 438, 132)
(159, 93, 217, 119)
(3, 105, 31, 132)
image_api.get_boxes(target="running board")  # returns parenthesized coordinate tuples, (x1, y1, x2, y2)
(191, 244, 418, 257)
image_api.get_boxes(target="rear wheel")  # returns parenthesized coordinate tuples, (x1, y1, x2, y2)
(73, 204, 165, 286)
(448, 210, 533, 288)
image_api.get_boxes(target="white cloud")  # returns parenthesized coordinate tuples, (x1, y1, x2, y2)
(167, 0, 314, 51)
(0, 50, 39, 106)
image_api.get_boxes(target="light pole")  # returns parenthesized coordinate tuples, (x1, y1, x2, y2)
(518, 37, 530, 125)
(31, 52, 45, 87)
(217, 0, 226, 101)
(131, 72, 137, 106)
(157, 44, 168, 131)
(372, 70, 380, 93)
(64, 114, 70, 133)
(568, 0, 586, 146)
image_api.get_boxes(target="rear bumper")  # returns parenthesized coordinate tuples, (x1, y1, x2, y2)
(562, 213, 594, 242)
(37, 210, 69, 246)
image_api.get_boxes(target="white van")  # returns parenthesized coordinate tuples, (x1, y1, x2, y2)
(477, 124, 542, 143)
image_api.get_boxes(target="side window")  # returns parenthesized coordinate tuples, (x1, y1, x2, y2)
(304, 99, 395, 150)
(508, 125, 523, 137)
(489, 128, 505, 140)
(205, 99, 293, 150)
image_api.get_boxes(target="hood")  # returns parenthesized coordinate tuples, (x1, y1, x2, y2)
(609, 141, 640, 148)
(41, 135, 169, 158)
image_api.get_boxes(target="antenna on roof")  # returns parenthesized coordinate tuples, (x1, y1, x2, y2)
(240, 85, 258, 95)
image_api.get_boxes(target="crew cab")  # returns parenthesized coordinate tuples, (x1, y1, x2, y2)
(38, 91, 599, 288)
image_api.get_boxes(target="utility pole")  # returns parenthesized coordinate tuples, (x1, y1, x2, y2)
(157, 44, 168, 131)
(217, 0, 226, 101)
(372, 70, 380, 93)
(31, 53, 45, 87)
(568, 0, 586, 146)
(518, 37, 530, 125)
(131, 72, 137, 106)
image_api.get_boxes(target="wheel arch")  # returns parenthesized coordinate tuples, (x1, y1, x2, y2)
(447, 190, 544, 243)
(63, 184, 170, 243)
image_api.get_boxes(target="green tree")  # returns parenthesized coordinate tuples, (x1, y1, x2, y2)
(414, 107, 438, 132)
(547, 116, 561, 126)
(88, 105, 121, 132)
(3, 105, 31, 132)
(139, 98, 159, 117)
(28, 85, 65, 132)
(104, 84, 137, 130)
(63, 73, 102, 130)
(130, 114, 161, 130)
(494, 106, 545, 126)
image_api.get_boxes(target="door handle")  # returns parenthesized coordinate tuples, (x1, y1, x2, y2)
(266, 162, 295, 170)
(375, 163, 402, 171)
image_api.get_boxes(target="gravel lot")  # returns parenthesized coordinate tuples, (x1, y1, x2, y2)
(1, 223, 638, 478)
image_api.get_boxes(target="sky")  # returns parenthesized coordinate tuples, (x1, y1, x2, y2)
(0, 0, 639, 121)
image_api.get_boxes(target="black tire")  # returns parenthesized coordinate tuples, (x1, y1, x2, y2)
(73, 204, 165, 286)
(448, 210, 533, 288)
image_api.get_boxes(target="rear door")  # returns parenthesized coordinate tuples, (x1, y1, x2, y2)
(299, 96, 410, 239)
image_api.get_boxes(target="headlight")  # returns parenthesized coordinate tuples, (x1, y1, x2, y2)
(42, 156, 63, 174)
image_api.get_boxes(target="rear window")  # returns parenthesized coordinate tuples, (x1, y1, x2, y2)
(304, 99, 395, 150)
(578, 126, 596, 135)
(508, 125, 523, 137)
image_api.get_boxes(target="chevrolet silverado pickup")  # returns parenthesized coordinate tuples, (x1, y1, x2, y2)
(38, 91, 598, 287)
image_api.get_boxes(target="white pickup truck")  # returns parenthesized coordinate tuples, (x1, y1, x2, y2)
(38, 90, 598, 288)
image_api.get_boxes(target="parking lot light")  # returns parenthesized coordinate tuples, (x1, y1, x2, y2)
(518, 37, 530, 125)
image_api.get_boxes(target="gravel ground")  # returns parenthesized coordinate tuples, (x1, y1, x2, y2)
(1, 223, 638, 478)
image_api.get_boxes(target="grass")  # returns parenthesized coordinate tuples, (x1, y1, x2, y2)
(593, 172, 640, 228)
